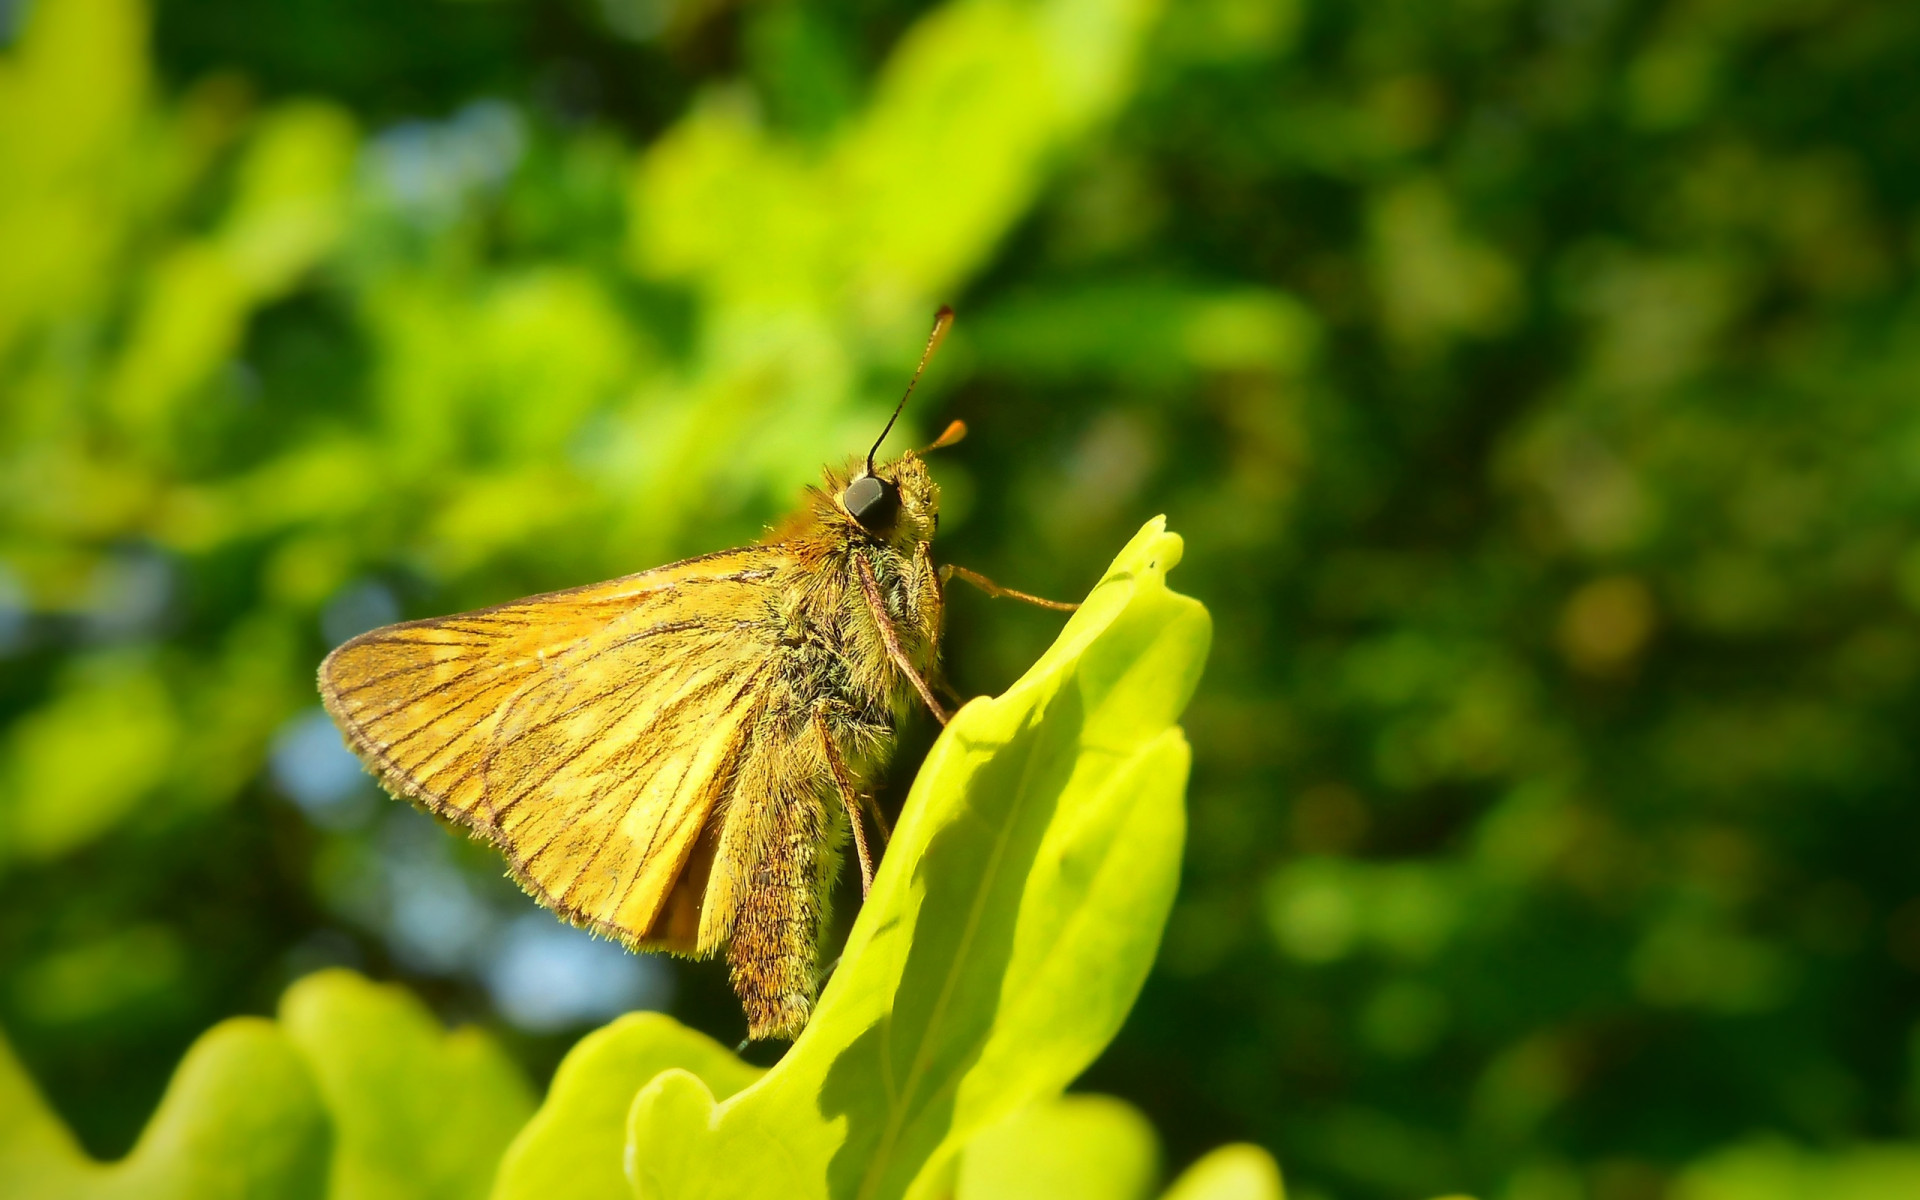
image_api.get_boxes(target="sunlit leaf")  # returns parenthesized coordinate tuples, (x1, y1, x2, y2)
(0, 1020, 328, 1200)
(954, 1094, 1160, 1200)
(1161, 1145, 1285, 1200)
(490, 1013, 762, 1200)
(278, 969, 535, 1200)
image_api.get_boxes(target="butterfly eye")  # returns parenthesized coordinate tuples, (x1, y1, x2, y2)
(841, 474, 901, 534)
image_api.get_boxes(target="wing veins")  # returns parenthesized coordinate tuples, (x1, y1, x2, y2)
(345, 657, 512, 725)
(502, 629, 739, 747)
(509, 660, 763, 886)
(330, 651, 500, 703)
(498, 657, 741, 827)
(550, 616, 743, 677)
(356, 633, 487, 648)
(611, 691, 760, 930)
(370, 680, 516, 760)
(322, 543, 799, 951)
(486, 676, 668, 832)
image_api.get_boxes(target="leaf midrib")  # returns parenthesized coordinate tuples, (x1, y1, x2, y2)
(852, 702, 1055, 1200)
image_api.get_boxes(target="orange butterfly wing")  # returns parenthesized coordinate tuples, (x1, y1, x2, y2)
(317, 547, 789, 951)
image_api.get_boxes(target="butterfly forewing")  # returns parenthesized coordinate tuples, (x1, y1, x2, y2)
(317, 547, 790, 951)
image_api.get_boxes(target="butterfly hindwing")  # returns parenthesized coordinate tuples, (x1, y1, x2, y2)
(317, 547, 790, 951)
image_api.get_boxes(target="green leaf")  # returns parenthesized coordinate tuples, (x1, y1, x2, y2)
(1161, 1145, 1287, 1200)
(4, 970, 544, 1200)
(491, 1013, 763, 1200)
(954, 1094, 1161, 1200)
(277, 969, 536, 1200)
(1671, 1137, 1920, 1200)
(0, 1018, 329, 1200)
(626, 516, 1209, 1200)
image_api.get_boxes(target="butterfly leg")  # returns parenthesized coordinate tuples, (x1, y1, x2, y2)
(918, 539, 966, 716)
(918, 539, 947, 636)
(940, 564, 1080, 611)
(933, 674, 965, 708)
(856, 555, 950, 725)
(814, 711, 874, 899)
(862, 791, 892, 847)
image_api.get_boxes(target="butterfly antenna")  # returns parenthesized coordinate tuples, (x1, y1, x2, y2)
(867, 305, 954, 475)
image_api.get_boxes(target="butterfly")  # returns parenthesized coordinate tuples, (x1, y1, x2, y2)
(317, 308, 1074, 1039)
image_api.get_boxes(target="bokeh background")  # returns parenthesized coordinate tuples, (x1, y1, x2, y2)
(4, 0, 1919, 1196)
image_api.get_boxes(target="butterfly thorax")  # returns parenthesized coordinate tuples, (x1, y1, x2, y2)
(765, 451, 944, 766)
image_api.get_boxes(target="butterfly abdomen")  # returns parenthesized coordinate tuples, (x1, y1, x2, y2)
(720, 736, 845, 1039)
(708, 535, 941, 1038)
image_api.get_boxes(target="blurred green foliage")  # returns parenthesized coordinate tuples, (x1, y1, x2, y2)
(3, 0, 1919, 1196)
(1, 970, 520, 1200)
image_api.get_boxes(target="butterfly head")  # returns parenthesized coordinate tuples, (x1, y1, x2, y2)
(836, 306, 957, 549)
(838, 451, 937, 547)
